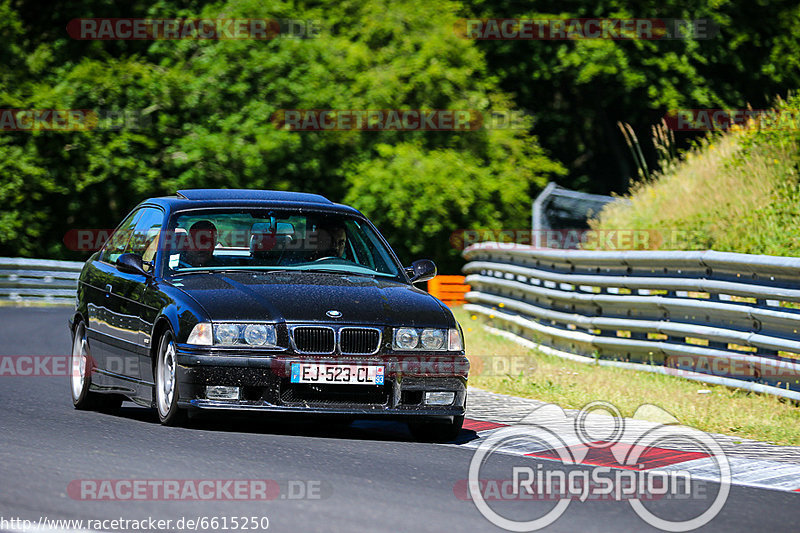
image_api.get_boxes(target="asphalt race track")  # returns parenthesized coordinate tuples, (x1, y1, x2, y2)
(1, 307, 799, 533)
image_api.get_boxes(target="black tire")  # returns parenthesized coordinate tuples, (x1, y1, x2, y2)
(70, 321, 122, 412)
(408, 415, 464, 443)
(155, 329, 187, 426)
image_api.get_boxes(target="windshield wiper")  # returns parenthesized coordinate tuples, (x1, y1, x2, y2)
(172, 267, 384, 278)
(294, 267, 378, 277)
(172, 268, 292, 276)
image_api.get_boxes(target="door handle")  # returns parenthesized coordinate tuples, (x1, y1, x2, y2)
(105, 284, 112, 296)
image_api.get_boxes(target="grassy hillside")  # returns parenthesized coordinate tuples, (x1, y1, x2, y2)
(590, 96, 800, 255)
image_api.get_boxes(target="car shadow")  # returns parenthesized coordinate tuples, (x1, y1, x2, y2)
(114, 404, 480, 444)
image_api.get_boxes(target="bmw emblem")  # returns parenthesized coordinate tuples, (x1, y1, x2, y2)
(326, 310, 342, 319)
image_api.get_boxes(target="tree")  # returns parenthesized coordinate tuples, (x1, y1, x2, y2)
(0, 0, 563, 269)
(461, 0, 800, 193)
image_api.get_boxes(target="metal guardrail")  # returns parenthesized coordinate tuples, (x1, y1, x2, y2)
(0, 257, 82, 305)
(462, 243, 800, 400)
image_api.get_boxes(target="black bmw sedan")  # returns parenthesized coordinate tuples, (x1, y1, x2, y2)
(69, 189, 468, 441)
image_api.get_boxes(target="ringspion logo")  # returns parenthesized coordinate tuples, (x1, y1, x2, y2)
(465, 402, 730, 531)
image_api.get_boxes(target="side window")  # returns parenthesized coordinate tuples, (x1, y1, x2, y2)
(126, 207, 164, 272)
(101, 209, 142, 264)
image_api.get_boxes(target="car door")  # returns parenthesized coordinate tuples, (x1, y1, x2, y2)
(119, 206, 165, 394)
(85, 208, 142, 387)
(104, 206, 165, 389)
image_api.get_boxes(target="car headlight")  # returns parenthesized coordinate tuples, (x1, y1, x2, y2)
(243, 324, 276, 346)
(393, 327, 458, 351)
(420, 328, 445, 350)
(394, 328, 419, 350)
(215, 323, 239, 345)
(187, 322, 279, 348)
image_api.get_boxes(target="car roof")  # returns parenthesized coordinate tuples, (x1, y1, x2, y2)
(141, 189, 361, 216)
(176, 189, 332, 204)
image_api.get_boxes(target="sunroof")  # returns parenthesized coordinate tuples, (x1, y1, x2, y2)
(176, 189, 332, 204)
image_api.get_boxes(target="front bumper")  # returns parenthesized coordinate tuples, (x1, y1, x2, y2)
(174, 345, 468, 418)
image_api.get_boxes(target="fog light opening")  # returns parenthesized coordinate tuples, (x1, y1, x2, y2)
(206, 386, 240, 401)
(425, 391, 455, 406)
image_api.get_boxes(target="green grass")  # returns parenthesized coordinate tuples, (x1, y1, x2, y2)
(454, 307, 800, 446)
(589, 95, 800, 255)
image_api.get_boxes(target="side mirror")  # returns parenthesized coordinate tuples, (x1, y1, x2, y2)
(116, 253, 150, 277)
(406, 259, 437, 284)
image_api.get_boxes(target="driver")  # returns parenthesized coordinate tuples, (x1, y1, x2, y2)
(311, 224, 346, 260)
(182, 220, 218, 267)
(330, 225, 347, 258)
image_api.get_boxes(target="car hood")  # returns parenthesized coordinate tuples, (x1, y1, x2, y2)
(167, 271, 451, 326)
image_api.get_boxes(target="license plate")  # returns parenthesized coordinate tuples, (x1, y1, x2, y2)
(290, 363, 384, 385)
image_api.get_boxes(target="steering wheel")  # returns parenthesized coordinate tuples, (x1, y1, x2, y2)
(313, 256, 339, 262)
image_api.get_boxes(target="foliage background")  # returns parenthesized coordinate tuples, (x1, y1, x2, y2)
(1, 0, 798, 270)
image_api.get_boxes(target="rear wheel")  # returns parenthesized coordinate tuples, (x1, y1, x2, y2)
(155, 330, 186, 426)
(408, 415, 464, 443)
(70, 321, 122, 412)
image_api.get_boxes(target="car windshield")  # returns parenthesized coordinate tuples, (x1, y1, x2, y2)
(163, 208, 401, 278)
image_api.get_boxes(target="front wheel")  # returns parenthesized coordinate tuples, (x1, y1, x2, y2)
(408, 415, 464, 443)
(155, 330, 186, 426)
